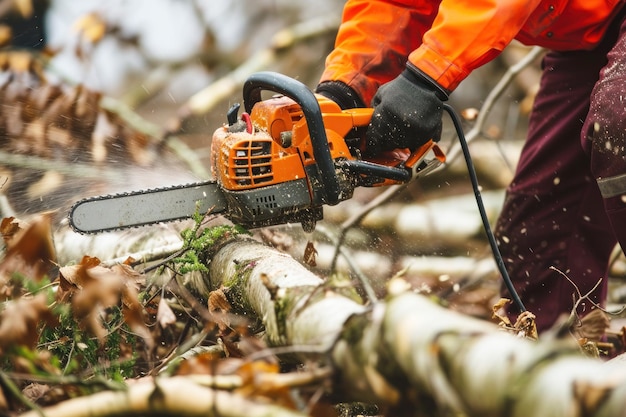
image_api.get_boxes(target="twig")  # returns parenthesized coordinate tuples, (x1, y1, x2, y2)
(0, 150, 124, 181)
(166, 14, 341, 135)
(18, 376, 310, 417)
(548, 266, 626, 338)
(102, 241, 184, 268)
(315, 223, 378, 303)
(445, 45, 544, 163)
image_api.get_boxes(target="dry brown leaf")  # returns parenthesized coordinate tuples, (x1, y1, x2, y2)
(14, 0, 33, 18)
(0, 293, 56, 353)
(0, 50, 38, 73)
(303, 241, 318, 267)
(0, 214, 56, 285)
(59, 257, 124, 342)
(235, 361, 296, 409)
(0, 25, 12, 48)
(0, 217, 20, 244)
(57, 256, 101, 293)
(208, 287, 232, 333)
(59, 257, 152, 347)
(174, 351, 231, 376)
(574, 309, 610, 342)
(491, 298, 512, 326)
(116, 264, 152, 350)
(21, 383, 49, 406)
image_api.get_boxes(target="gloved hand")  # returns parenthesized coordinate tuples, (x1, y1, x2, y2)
(366, 63, 448, 157)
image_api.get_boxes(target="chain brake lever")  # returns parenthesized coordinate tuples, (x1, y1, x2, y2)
(400, 140, 446, 179)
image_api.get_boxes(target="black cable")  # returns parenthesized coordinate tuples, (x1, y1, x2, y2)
(443, 103, 526, 313)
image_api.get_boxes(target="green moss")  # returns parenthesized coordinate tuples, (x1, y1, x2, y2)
(173, 223, 250, 275)
(221, 261, 256, 314)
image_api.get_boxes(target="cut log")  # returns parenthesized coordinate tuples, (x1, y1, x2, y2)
(206, 236, 626, 416)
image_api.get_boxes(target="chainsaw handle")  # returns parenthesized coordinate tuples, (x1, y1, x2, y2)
(243, 71, 342, 205)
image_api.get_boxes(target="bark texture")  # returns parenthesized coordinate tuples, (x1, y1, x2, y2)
(207, 236, 626, 417)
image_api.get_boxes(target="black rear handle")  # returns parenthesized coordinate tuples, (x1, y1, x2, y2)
(243, 71, 342, 205)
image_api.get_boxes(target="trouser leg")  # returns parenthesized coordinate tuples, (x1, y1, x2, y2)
(496, 41, 619, 332)
(585, 16, 626, 259)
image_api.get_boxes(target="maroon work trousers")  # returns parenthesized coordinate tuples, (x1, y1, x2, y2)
(496, 11, 626, 332)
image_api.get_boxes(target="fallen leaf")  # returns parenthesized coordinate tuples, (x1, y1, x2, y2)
(0, 293, 56, 353)
(0, 217, 20, 244)
(0, 214, 56, 286)
(73, 12, 107, 43)
(491, 298, 512, 326)
(208, 287, 232, 333)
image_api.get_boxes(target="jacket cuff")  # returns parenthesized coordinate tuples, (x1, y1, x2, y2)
(408, 45, 469, 92)
(404, 62, 450, 101)
(315, 81, 366, 109)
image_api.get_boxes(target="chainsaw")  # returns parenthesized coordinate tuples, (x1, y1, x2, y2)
(69, 71, 445, 234)
(69, 71, 528, 314)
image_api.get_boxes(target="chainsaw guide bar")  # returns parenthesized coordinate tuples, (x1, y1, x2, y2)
(69, 180, 226, 234)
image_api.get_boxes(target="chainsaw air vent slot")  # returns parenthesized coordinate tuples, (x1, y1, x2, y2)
(287, 106, 303, 122)
(252, 194, 278, 216)
(231, 139, 273, 185)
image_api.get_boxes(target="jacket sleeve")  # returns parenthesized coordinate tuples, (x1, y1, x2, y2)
(320, 0, 541, 102)
(411, 0, 542, 91)
(319, 0, 439, 105)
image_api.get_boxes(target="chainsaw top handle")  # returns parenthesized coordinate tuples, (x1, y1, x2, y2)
(243, 71, 343, 205)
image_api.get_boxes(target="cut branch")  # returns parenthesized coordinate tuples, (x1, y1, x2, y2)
(18, 376, 308, 417)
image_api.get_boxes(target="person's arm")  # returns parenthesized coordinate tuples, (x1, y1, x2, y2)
(411, 0, 541, 91)
(320, 0, 439, 105)
(320, 0, 540, 103)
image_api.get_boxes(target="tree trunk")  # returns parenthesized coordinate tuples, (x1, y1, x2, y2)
(208, 236, 626, 417)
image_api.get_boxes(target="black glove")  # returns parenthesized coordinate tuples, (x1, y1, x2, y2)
(366, 63, 448, 157)
(315, 81, 366, 109)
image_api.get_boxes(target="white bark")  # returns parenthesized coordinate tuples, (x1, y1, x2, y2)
(18, 376, 307, 417)
(206, 237, 626, 416)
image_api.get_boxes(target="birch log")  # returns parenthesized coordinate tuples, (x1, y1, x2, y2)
(206, 237, 626, 416)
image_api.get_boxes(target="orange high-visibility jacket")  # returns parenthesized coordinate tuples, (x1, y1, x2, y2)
(320, 0, 625, 104)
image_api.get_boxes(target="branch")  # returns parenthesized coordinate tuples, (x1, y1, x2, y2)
(445, 45, 544, 163)
(206, 236, 626, 416)
(27, 235, 626, 416)
(165, 14, 340, 135)
(18, 376, 308, 417)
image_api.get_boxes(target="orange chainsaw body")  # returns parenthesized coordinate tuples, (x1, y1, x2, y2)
(206, 72, 445, 230)
(210, 94, 373, 192)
